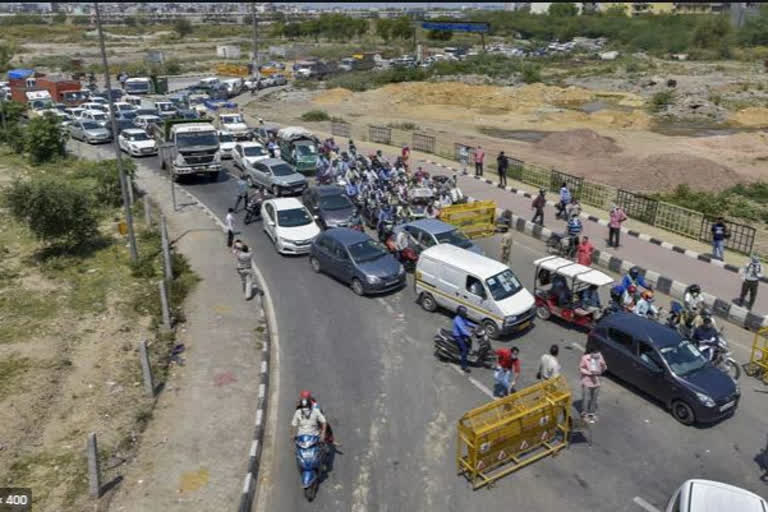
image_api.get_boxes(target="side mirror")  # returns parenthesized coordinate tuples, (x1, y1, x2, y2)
(267, 220, 275, 227)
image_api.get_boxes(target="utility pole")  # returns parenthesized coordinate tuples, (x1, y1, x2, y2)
(251, 2, 259, 71)
(95, 2, 138, 262)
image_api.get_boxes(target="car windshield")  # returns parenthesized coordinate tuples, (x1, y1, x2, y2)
(348, 239, 388, 263)
(435, 228, 472, 248)
(157, 103, 173, 111)
(660, 340, 709, 376)
(91, 113, 107, 121)
(219, 133, 234, 143)
(319, 194, 352, 211)
(277, 207, 312, 227)
(296, 144, 317, 156)
(244, 146, 266, 157)
(271, 163, 295, 177)
(485, 270, 523, 301)
(81, 121, 100, 130)
(127, 132, 150, 141)
(177, 132, 218, 147)
(136, 109, 157, 116)
(222, 115, 243, 123)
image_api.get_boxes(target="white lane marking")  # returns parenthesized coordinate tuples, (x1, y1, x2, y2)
(512, 239, 543, 255)
(571, 342, 586, 352)
(633, 496, 662, 512)
(450, 365, 494, 399)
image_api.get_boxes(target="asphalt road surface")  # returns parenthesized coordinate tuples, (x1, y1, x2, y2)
(71, 106, 768, 512)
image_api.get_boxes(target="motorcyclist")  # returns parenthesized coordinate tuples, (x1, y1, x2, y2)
(566, 213, 583, 257)
(622, 284, 638, 311)
(425, 202, 439, 219)
(633, 290, 659, 318)
(377, 203, 394, 241)
(692, 315, 719, 361)
(291, 397, 327, 442)
(345, 179, 359, 203)
(620, 266, 651, 293)
(452, 306, 476, 373)
(683, 284, 705, 327)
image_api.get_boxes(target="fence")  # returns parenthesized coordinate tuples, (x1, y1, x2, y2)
(412, 132, 436, 154)
(616, 189, 659, 226)
(330, 120, 350, 138)
(699, 217, 757, 255)
(550, 169, 583, 201)
(368, 125, 391, 145)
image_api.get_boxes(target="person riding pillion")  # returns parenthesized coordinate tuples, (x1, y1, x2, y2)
(291, 397, 327, 442)
(452, 306, 476, 373)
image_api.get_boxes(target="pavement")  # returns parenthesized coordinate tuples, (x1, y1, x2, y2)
(74, 146, 268, 512)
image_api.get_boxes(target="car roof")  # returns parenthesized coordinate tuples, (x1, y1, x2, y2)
(682, 479, 767, 512)
(122, 128, 146, 135)
(534, 255, 613, 286)
(420, 244, 507, 279)
(262, 157, 290, 167)
(82, 109, 105, 115)
(598, 312, 682, 348)
(403, 218, 455, 234)
(236, 141, 264, 148)
(322, 227, 370, 245)
(267, 197, 304, 210)
(311, 185, 345, 196)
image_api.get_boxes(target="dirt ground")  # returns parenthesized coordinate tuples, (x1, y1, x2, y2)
(252, 79, 768, 193)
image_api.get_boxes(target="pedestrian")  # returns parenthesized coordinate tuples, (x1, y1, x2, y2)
(459, 145, 469, 174)
(233, 242, 254, 300)
(531, 188, 546, 226)
(233, 176, 249, 213)
(401, 144, 410, 172)
(579, 342, 607, 423)
(557, 182, 571, 219)
(738, 254, 763, 310)
(225, 208, 235, 248)
(537, 344, 561, 380)
(494, 347, 521, 396)
(500, 229, 513, 264)
(474, 145, 485, 177)
(608, 204, 627, 248)
(711, 216, 729, 261)
(577, 236, 594, 267)
(496, 151, 508, 188)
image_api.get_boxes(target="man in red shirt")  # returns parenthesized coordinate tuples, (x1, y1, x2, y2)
(494, 347, 521, 395)
(474, 145, 485, 177)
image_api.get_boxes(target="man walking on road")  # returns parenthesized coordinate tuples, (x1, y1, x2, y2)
(531, 189, 546, 226)
(459, 145, 469, 174)
(225, 208, 235, 248)
(711, 216, 729, 261)
(474, 145, 485, 177)
(500, 230, 513, 265)
(738, 255, 763, 310)
(608, 204, 627, 248)
(496, 151, 509, 188)
(233, 242, 255, 300)
(233, 176, 249, 213)
(580, 343, 607, 423)
(537, 344, 561, 380)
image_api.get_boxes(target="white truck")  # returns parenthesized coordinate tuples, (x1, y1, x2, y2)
(216, 109, 251, 141)
(155, 120, 223, 181)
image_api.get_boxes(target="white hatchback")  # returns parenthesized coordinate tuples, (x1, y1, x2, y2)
(667, 479, 767, 512)
(119, 128, 158, 157)
(261, 197, 320, 255)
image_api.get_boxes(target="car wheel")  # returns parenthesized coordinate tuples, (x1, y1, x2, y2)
(536, 305, 551, 320)
(419, 293, 437, 312)
(482, 319, 500, 340)
(671, 400, 696, 426)
(351, 278, 365, 296)
(310, 256, 321, 273)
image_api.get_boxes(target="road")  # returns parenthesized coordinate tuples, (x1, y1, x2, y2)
(74, 92, 768, 511)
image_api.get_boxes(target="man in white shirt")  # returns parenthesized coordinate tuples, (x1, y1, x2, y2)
(291, 399, 327, 440)
(225, 208, 235, 247)
(538, 344, 561, 380)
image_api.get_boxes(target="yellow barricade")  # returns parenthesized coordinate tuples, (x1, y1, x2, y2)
(215, 64, 249, 77)
(439, 200, 496, 239)
(457, 376, 571, 489)
(745, 327, 768, 384)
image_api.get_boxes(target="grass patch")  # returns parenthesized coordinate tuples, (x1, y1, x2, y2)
(649, 91, 675, 113)
(7, 449, 87, 509)
(387, 121, 419, 131)
(0, 355, 33, 401)
(301, 110, 331, 122)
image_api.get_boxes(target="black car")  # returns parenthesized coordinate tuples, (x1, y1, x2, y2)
(588, 312, 739, 425)
(302, 185, 356, 229)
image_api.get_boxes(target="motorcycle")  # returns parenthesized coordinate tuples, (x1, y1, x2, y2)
(433, 326, 495, 369)
(243, 196, 263, 225)
(383, 231, 419, 272)
(546, 232, 576, 258)
(696, 328, 740, 381)
(295, 434, 328, 501)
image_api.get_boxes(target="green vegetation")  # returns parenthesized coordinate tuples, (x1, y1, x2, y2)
(24, 115, 66, 164)
(271, 13, 370, 42)
(301, 109, 331, 122)
(649, 91, 675, 112)
(173, 17, 194, 39)
(326, 67, 430, 92)
(654, 183, 768, 225)
(387, 121, 420, 131)
(0, 43, 15, 73)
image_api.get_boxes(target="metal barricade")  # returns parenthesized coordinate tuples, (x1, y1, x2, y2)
(412, 132, 436, 154)
(368, 125, 391, 145)
(457, 376, 571, 489)
(616, 189, 659, 226)
(745, 327, 768, 384)
(550, 170, 583, 201)
(580, 180, 616, 210)
(330, 120, 350, 138)
(655, 201, 705, 239)
(698, 217, 756, 255)
(507, 157, 524, 181)
(439, 200, 497, 239)
(520, 164, 551, 190)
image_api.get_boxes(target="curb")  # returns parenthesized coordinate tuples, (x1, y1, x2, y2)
(423, 159, 766, 285)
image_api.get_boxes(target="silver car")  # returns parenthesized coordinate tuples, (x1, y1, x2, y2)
(69, 120, 112, 144)
(241, 157, 307, 197)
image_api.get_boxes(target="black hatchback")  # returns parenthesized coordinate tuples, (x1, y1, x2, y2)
(588, 312, 739, 425)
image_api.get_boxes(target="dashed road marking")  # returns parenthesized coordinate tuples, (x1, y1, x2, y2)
(450, 365, 494, 399)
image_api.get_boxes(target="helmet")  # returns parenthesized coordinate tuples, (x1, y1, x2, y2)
(702, 315, 713, 325)
(689, 284, 701, 295)
(627, 285, 637, 294)
(629, 266, 640, 279)
(457, 305, 468, 318)
(299, 398, 311, 410)
(299, 390, 312, 400)
(642, 290, 654, 300)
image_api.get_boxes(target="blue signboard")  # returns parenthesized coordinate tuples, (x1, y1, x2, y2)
(421, 21, 490, 33)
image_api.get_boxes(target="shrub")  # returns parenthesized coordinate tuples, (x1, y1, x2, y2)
(300, 110, 330, 122)
(3, 178, 98, 249)
(520, 64, 542, 84)
(24, 115, 65, 163)
(77, 159, 137, 208)
(649, 91, 675, 113)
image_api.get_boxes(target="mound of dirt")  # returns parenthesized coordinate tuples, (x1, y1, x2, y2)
(534, 129, 622, 157)
(730, 107, 768, 128)
(624, 153, 741, 192)
(312, 87, 354, 106)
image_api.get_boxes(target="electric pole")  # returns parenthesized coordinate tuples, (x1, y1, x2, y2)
(95, 2, 138, 262)
(251, 2, 259, 72)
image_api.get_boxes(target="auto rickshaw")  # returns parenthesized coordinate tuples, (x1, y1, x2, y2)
(533, 255, 614, 330)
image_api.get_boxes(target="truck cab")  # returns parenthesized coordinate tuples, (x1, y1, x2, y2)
(277, 126, 320, 175)
(216, 110, 250, 141)
(157, 120, 222, 182)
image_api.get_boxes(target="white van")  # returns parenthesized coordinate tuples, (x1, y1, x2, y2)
(415, 244, 535, 338)
(666, 479, 767, 512)
(199, 77, 221, 89)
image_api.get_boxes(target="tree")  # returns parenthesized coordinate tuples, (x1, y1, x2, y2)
(25, 115, 65, 164)
(427, 29, 453, 41)
(173, 17, 193, 38)
(52, 12, 67, 24)
(0, 43, 15, 73)
(124, 15, 137, 27)
(548, 3, 578, 17)
(376, 18, 393, 42)
(390, 16, 414, 40)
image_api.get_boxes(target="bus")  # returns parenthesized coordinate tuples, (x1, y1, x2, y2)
(124, 77, 152, 95)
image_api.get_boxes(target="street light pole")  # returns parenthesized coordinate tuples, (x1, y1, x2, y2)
(251, 2, 259, 71)
(95, 2, 138, 262)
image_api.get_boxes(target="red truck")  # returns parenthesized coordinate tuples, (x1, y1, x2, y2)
(37, 75, 82, 104)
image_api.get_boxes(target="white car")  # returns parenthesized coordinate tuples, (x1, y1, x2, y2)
(261, 197, 321, 255)
(113, 101, 137, 114)
(65, 107, 86, 119)
(135, 114, 162, 133)
(81, 109, 109, 127)
(81, 102, 108, 114)
(666, 479, 767, 512)
(232, 141, 268, 171)
(218, 130, 236, 159)
(119, 128, 158, 157)
(218, 113, 250, 140)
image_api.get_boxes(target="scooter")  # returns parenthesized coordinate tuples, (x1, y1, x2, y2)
(433, 326, 495, 369)
(295, 434, 327, 501)
(696, 328, 741, 381)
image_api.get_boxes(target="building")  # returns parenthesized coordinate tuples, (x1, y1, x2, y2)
(599, 2, 674, 16)
(674, 2, 728, 14)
